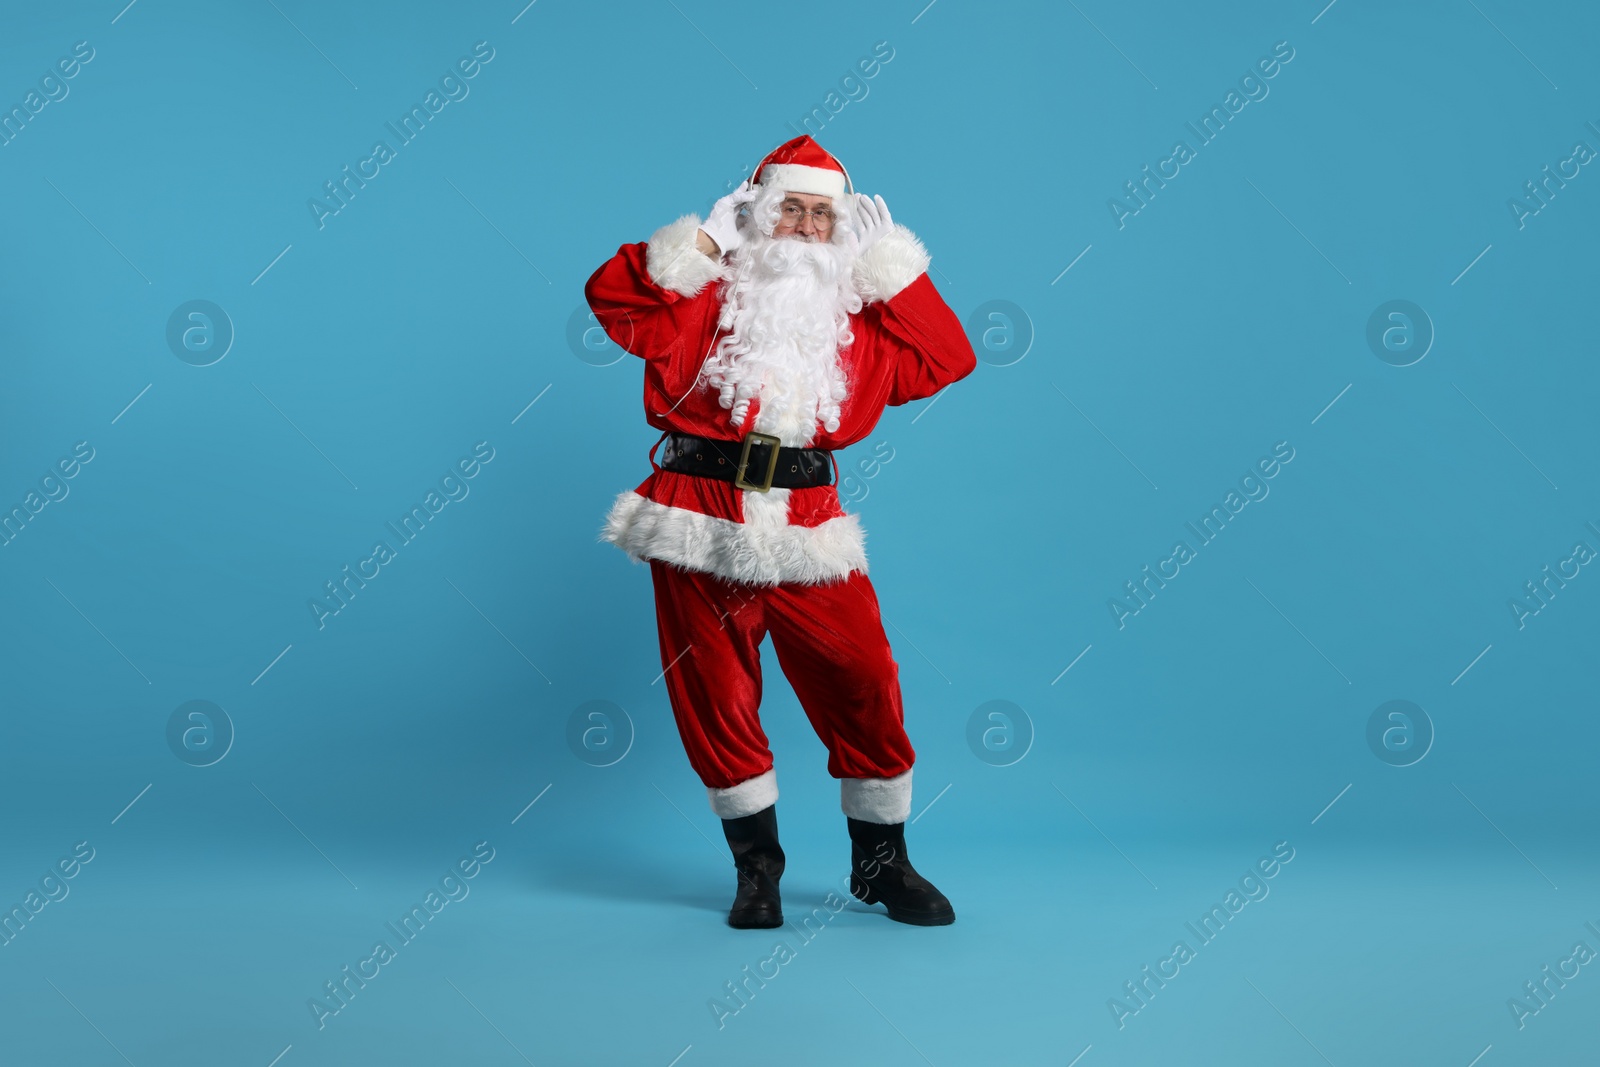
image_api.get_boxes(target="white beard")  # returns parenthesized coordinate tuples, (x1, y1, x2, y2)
(703, 226, 864, 448)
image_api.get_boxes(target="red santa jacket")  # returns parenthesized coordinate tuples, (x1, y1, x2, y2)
(586, 214, 976, 586)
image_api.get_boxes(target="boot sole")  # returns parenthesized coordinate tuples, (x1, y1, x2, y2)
(884, 909, 955, 926)
(728, 911, 784, 929)
(851, 874, 955, 926)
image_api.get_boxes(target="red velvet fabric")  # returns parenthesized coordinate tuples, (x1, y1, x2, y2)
(648, 559, 917, 790)
(592, 229, 971, 791)
(585, 239, 976, 527)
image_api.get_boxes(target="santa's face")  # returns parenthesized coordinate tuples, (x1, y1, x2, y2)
(704, 186, 863, 445)
(772, 192, 835, 242)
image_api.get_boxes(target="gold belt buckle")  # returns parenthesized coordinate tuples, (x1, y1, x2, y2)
(734, 430, 782, 492)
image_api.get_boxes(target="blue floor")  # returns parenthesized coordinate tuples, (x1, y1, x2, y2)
(5, 784, 1593, 1066)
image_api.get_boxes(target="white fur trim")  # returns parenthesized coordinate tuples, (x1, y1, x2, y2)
(760, 163, 847, 199)
(852, 224, 930, 304)
(646, 215, 725, 297)
(841, 768, 913, 824)
(708, 768, 778, 819)
(600, 488, 867, 586)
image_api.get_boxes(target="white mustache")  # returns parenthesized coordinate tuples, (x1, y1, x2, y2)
(746, 231, 846, 280)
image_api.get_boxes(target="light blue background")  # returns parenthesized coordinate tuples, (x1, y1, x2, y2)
(2, 0, 1597, 1063)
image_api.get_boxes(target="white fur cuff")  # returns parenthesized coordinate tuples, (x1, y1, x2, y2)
(709, 768, 778, 819)
(841, 768, 913, 824)
(853, 224, 930, 304)
(646, 214, 726, 297)
(760, 163, 847, 199)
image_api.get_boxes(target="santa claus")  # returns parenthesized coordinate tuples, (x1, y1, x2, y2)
(585, 135, 975, 928)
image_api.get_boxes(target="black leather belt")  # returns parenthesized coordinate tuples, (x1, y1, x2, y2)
(657, 430, 833, 492)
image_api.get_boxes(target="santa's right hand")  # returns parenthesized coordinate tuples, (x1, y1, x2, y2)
(700, 181, 755, 255)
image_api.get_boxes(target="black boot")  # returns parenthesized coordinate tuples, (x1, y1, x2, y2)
(721, 805, 785, 929)
(847, 817, 955, 926)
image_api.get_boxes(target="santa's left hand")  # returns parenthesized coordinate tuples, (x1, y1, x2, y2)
(852, 193, 894, 255)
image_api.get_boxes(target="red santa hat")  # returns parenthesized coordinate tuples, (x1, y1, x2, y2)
(751, 135, 853, 199)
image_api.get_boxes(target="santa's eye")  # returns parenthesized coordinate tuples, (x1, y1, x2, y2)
(779, 205, 835, 229)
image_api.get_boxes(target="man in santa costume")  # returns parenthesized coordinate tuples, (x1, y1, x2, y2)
(585, 135, 975, 928)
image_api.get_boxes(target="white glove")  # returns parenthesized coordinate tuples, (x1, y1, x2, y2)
(852, 193, 894, 255)
(699, 180, 756, 255)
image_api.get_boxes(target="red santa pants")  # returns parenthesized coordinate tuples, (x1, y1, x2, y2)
(647, 558, 916, 818)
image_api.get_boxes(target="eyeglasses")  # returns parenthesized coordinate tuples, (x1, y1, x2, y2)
(779, 203, 835, 231)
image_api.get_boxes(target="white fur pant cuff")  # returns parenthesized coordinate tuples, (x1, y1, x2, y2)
(841, 768, 913, 824)
(707, 768, 778, 819)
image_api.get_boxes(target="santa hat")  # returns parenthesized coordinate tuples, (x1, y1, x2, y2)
(751, 135, 853, 199)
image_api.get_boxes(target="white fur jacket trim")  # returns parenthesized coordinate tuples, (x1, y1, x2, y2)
(600, 487, 868, 587)
(852, 224, 931, 304)
(645, 214, 726, 297)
